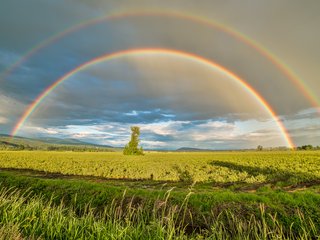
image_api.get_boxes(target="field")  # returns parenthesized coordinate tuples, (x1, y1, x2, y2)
(1, 151, 320, 184)
(0, 150, 319, 239)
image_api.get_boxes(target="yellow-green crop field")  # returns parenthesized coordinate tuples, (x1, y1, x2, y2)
(0, 151, 319, 184)
(1, 150, 320, 239)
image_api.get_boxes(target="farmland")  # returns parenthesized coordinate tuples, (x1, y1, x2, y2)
(0, 151, 319, 184)
(0, 150, 319, 239)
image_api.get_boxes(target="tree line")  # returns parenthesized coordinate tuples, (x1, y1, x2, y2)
(0, 142, 114, 152)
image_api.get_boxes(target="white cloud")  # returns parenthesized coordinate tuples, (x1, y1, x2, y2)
(0, 116, 8, 124)
(18, 116, 292, 149)
(141, 140, 167, 148)
(140, 121, 187, 136)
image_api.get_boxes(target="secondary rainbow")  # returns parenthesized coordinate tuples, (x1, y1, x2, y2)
(1, 10, 318, 110)
(11, 48, 295, 148)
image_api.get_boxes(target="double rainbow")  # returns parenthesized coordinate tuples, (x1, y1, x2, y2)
(6, 10, 314, 147)
(2, 10, 318, 109)
(10, 48, 295, 148)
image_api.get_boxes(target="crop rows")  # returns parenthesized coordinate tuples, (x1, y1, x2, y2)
(0, 151, 319, 184)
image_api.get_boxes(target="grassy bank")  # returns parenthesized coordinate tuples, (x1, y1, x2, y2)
(0, 170, 319, 239)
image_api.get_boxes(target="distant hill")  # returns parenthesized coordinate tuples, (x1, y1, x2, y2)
(175, 147, 214, 152)
(0, 135, 116, 152)
(38, 137, 113, 148)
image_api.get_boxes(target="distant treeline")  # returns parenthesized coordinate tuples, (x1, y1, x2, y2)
(257, 145, 320, 151)
(295, 145, 320, 150)
(0, 141, 114, 152)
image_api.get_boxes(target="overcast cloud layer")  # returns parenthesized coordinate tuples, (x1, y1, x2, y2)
(0, 0, 319, 149)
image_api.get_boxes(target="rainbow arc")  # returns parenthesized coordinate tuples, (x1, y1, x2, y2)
(1, 10, 318, 109)
(10, 48, 295, 148)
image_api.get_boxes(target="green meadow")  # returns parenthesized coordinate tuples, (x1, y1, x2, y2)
(0, 150, 319, 239)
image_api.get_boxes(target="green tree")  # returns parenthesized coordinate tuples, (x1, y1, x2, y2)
(257, 145, 263, 151)
(298, 145, 313, 150)
(123, 126, 144, 155)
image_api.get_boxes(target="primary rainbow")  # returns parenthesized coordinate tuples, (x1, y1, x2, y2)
(11, 48, 295, 148)
(1, 10, 319, 110)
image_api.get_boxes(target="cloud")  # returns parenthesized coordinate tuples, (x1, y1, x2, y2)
(0, 0, 97, 51)
(1, 0, 319, 148)
(19, 116, 289, 149)
(0, 94, 27, 133)
(0, 117, 8, 124)
(283, 108, 320, 146)
(0, 49, 21, 70)
(1, 6, 315, 116)
(284, 108, 320, 121)
(24, 56, 276, 131)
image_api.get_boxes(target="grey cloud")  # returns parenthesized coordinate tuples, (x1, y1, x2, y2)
(289, 125, 320, 147)
(27, 56, 273, 127)
(0, 0, 97, 52)
(1, 0, 320, 148)
(2, 13, 314, 116)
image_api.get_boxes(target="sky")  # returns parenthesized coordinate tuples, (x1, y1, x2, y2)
(0, 0, 319, 149)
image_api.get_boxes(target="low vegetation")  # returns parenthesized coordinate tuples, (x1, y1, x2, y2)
(0, 171, 319, 239)
(0, 150, 319, 239)
(0, 151, 319, 184)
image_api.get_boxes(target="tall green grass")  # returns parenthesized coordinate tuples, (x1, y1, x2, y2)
(0, 186, 318, 239)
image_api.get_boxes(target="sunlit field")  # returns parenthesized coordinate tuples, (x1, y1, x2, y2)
(0, 150, 319, 239)
(0, 151, 319, 183)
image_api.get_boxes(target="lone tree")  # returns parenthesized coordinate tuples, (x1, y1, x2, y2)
(123, 126, 144, 155)
(257, 145, 263, 151)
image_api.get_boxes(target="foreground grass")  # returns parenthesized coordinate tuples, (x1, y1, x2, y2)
(0, 186, 319, 240)
(0, 171, 319, 239)
(0, 151, 319, 238)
